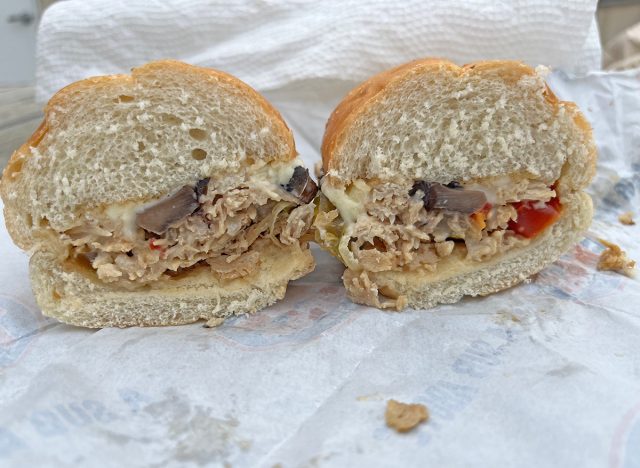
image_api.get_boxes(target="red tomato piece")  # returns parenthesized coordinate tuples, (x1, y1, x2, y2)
(508, 196, 562, 238)
(149, 239, 165, 251)
(478, 202, 492, 215)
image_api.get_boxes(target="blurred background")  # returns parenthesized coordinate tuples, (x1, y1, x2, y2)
(1, 0, 640, 170)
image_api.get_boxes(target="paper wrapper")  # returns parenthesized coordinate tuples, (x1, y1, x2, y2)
(1, 69, 639, 467)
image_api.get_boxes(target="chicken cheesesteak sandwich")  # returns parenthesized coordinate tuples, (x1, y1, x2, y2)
(315, 59, 596, 310)
(1, 61, 317, 327)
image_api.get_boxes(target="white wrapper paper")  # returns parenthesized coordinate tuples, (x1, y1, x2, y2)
(1, 68, 639, 467)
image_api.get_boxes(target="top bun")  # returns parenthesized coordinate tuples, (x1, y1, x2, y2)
(2, 60, 295, 250)
(322, 59, 595, 189)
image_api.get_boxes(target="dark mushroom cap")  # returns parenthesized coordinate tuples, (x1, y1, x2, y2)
(409, 181, 486, 213)
(285, 166, 318, 204)
(195, 178, 210, 199)
(136, 185, 200, 235)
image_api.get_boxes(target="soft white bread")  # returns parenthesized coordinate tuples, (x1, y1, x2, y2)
(1, 60, 313, 327)
(323, 59, 595, 191)
(29, 242, 313, 328)
(320, 59, 597, 309)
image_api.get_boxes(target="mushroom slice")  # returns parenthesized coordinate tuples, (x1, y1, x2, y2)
(195, 178, 210, 199)
(409, 181, 487, 214)
(285, 166, 318, 204)
(136, 185, 199, 235)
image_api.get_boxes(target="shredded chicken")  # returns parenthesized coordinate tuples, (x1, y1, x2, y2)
(349, 180, 550, 270)
(317, 177, 558, 307)
(597, 239, 636, 277)
(280, 203, 315, 245)
(343, 269, 407, 310)
(61, 180, 314, 285)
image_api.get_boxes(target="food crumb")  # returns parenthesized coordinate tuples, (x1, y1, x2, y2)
(385, 399, 429, 432)
(597, 239, 636, 277)
(619, 212, 635, 225)
(204, 317, 225, 328)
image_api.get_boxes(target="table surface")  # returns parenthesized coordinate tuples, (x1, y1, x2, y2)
(0, 87, 43, 170)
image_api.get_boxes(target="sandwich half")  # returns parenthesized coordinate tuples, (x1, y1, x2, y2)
(1, 60, 317, 327)
(315, 59, 596, 310)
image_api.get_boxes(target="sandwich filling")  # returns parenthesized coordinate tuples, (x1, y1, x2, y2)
(59, 161, 318, 287)
(315, 175, 562, 309)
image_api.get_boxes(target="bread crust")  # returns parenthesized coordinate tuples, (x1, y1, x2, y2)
(1, 60, 296, 250)
(321, 58, 596, 187)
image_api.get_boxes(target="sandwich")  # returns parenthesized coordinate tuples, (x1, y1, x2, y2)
(315, 59, 596, 310)
(1, 60, 317, 327)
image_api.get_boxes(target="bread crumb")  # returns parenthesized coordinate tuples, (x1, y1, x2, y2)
(619, 212, 635, 225)
(385, 399, 429, 432)
(597, 239, 636, 277)
(204, 317, 225, 328)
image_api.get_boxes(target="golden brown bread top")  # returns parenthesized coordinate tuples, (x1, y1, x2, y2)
(321, 58, 594, 179)
(2, 60, 296, 185)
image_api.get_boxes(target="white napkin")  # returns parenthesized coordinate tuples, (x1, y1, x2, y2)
(35, 0, 600, 103)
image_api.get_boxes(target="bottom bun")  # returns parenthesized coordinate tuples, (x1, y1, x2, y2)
(30, 242, 315, 328)
(359, 192, 592, 309)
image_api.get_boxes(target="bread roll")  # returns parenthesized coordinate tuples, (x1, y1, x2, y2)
(1, 60, 316, 327)
(315, 59, 596, 310)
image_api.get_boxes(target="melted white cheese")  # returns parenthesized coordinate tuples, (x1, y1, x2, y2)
(105, 202, 140, 240)
(463, 175, 513, 205)
(104, 158, 305, 240)
(248, 158, 302, 199)
(321, 179, 370, 224)
(251, 157, 302, 185)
